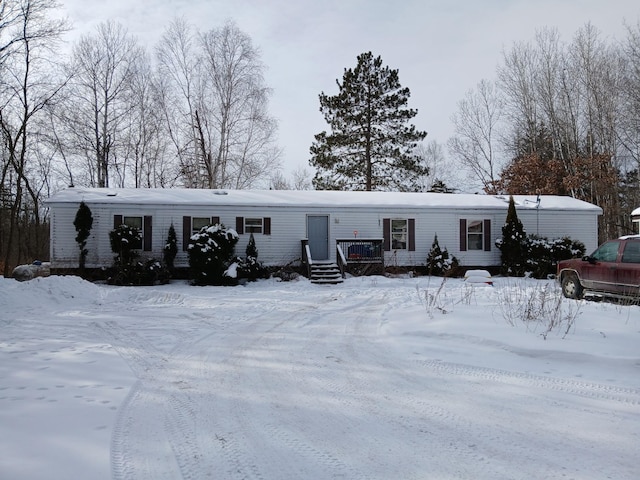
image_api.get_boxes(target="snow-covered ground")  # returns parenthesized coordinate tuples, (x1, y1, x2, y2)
(1, 274, 638, 480)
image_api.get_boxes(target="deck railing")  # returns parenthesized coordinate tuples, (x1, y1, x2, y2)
(336, 238, 384, 268)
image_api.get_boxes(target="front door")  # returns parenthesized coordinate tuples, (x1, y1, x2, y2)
(307, 215, 329, 261)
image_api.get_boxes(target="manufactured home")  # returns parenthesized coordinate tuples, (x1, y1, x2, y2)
(46, 188, 602, 277)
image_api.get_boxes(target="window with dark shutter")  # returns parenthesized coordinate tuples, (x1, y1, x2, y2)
(236, 217, 244, 234)
(114, 215, 123, 229)
(263, 217, 271, 235)
(211, 216, 220, 226)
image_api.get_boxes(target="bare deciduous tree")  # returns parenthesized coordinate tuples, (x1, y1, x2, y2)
(0, 0, 69, 275)
(447, 79, 504, 192)
(156, 19, 280, 189)
(64, 20, 142, 188)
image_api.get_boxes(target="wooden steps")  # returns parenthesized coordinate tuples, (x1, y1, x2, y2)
(309, 262, 343, 284)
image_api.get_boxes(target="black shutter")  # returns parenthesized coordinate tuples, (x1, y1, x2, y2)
(236, 217, 244, 234)
(459, 219, 467, 251)
(143, 216, 152, 251)
(183, 216, 191, 251)
(263, 217, 271, 235)
(483, 219, 491, 251)
(408, 219, 416, 252)
(383, 218, 390, 251)
(114, 215, 123, 229)
(211, 216, 220, 226)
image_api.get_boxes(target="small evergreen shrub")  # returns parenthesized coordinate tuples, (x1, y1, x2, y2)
(426, 234, 458, 276)
(236, 233, 269, 282)
(187, 224, 239, 285)
(73, 201, 93, 272)
(163, 224, 178, 272)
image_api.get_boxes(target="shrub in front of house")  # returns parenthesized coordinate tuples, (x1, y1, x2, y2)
(525, 235, 585, 279)
(426, 234, 458, 276)
(107, 225, 170, 285)
(236, 233, 269, 282)
(187, 224, 239, 285)
(496, 195, 528, 276)
(163, 223, 178, 273)
(73, 201, 93, 274)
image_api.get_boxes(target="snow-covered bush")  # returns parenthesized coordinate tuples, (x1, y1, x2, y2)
(426, 234, 458, 276)
(108, 225, 169, 285)
(109, 224, 141, 268)
(525, 235, 585, 279)
(187, 224, 239, 285)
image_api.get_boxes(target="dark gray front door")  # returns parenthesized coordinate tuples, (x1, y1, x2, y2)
(307, 215, 329, 261)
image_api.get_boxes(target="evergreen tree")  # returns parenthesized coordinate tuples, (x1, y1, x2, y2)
(310, 52, 428, 191)
(426, 234, 458, 276)
(238, 232, 267, 281)
(73, 202, 93, 272)
(163, 224, 178, 272)
(496, 196, 528, 276)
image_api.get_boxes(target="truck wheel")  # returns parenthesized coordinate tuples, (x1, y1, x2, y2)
(561, 273, 583, 299)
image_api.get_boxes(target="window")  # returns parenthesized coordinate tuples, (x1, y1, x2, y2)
(113, 215, 152, 251)
(459, 219, 491, 252)
(592, 241, 620, 262)
(182, 216, 220, 251)
(467, 220, 484, 251)
(192, 217, 210, 234)
(383, 218, 415, 251)
(391, 219, 408, 249)
(245, 218, 264, 234)
(235, 216, 271, 235)
(621, 241, 640, 264)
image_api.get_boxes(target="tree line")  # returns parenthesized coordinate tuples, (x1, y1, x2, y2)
(447, 22, 640, 241)
(0, 0, 280, 275)
(1, 0, 638, 274)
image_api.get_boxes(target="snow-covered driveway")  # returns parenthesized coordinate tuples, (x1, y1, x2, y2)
(1, 275, 638, 479)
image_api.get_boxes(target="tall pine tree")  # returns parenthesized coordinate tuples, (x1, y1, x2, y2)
(497, 196, 528, 276)
(310, 52, 427, 191)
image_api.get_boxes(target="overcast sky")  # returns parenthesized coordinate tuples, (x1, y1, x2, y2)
(59, 0, 640, 178)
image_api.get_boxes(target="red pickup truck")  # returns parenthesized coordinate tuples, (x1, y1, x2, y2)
(557, 235, 640, 300)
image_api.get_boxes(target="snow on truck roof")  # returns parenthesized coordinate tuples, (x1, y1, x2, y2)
(46, 187, 603, 212)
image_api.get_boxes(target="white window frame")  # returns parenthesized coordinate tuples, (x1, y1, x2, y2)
(467, 220, 484, 251)
(391, 219, 408, 250)
(192, 217, 210, 234)
(244, 217, 263, 234)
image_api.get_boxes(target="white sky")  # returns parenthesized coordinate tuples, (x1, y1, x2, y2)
(59, 0, 640, 176)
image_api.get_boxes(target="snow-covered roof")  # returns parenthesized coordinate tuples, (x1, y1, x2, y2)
(46, 188, 603, 212)
(632, 207, 640, 217)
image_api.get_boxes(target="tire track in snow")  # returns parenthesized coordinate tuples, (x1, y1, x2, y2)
(417, 359, 640, 405)
(96, 295, 310, 480)
(308, 289, 578, 479)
